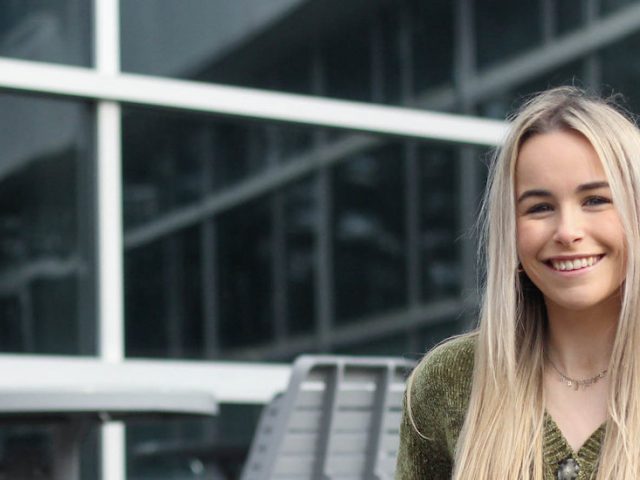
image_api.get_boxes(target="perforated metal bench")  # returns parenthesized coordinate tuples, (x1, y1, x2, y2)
(241, 355, 414, 480)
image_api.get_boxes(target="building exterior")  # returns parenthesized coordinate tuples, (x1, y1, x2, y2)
(0, 0, 638, 478)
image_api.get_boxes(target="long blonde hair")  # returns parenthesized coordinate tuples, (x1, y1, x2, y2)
(412, 87, 640, 478)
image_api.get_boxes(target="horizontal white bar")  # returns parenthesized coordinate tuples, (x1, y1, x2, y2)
(0, 355, 290, 404)
(0, 57, 506, 146)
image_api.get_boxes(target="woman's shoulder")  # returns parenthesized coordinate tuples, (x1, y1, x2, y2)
(414, 333, 476, 378)
(410, 333, 476, 405)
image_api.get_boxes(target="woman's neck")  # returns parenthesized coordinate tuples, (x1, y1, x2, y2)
(544, 297, 619, 377)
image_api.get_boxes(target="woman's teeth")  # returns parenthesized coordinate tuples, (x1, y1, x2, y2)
(550, 256, 600, 271)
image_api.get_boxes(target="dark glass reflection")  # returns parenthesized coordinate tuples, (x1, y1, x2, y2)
(125, 226, 203, 358)
(601, 33, 640, 115)
(0, 424, 98, 479)
(122, 107, 273, 229)
(410, 0, 454, 94)
(127, 404, 261, 480)
(476, 0, 542, 69)
(0, 1, 92, 65)
(0, 93, 94, 354)
(218, 198, 274, 349)
(284, 178, 317, 335)
(419, 317, 466, 351)
(333, 143, 407, 323)
(121, 1, 453, 108)
(601, 0, 640, 15)
(324, 16, 372, 102)
(478, 60, 585, 119)
(556, 0, 585, 35)
(418, 146, 460, 301)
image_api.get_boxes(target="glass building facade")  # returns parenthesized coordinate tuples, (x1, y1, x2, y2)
(1, 0, 640, 478)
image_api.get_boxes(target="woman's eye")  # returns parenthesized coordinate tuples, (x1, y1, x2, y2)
(525, 203, 552, 214)
(584, 196, 611, 207)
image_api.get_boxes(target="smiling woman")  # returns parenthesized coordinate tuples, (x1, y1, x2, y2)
(395, 87, 640, 479)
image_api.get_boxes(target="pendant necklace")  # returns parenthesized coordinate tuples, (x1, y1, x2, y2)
(546, 356, 607, 391)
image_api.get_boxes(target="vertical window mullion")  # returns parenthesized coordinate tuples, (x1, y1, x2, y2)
(94, 0, 125, 479)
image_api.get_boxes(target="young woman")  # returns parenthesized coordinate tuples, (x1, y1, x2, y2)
(395, 86, 640, 479)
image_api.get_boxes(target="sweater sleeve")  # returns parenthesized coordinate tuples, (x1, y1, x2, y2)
(395, 352, 453, 479)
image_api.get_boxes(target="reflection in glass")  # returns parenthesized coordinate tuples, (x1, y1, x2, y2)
(0, 425, 98, 479)
(556, 0, 585, 35)
(476, 0, 541, 69)
(419, 145, 460, 301)
(125, 226, 203, 358)
(333, 143, 407, 323)
(127, 404, 261, 480)
(601, 33, 640, 115)
(324, 16, 372, 102)
(478, 60, 585, 119)
(419, 317, 465, 351)
(601, 0, 640, 15)
(410, 0, 454, 94)
(0, 1, 91, 65)
(0, 93, 94, 354)
(217, 198, 274, 349)
(120, 1, 304, 78)
(122, 108, 273, 229)
(284, 178, 316, 335)
(120, 1, 454, 108)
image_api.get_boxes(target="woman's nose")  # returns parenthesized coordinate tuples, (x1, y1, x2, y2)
(553, 211, 584, 246)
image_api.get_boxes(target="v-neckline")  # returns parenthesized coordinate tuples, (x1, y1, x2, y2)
(544, 410, 605, 462)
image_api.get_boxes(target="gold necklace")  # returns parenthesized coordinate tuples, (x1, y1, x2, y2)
(546, 356, 607, 391)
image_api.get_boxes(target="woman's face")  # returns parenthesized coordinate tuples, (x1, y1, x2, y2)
(515, 129, 626, 313)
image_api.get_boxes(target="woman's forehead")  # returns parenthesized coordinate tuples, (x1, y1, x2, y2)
(515, 130, 606, 191)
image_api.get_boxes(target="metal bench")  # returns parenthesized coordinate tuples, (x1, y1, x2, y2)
(241, 355, 414, 480)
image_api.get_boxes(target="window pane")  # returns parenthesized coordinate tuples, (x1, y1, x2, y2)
(125, 226, 203, 358)
(419, 317, 466, 351)
(0, 425, 98, 479)
(477, 60, 585, 119)
(284, 178, 316, 336)
(122, 107, 274, 229)
(0, 93, 95, 354)
(601, 33, 640, 114)
(410, 0, 454, 94)
(418, 145, 461, 300)
(121, 1, 306, 79)
(476, 0, 542, 69)
(127, 405, 262, 480)
(333, 142, 407, 323)
(557, 0, 585, 35)
(217, 198, 274, 350)
(323, 15, 373, 102)
(120, 0, 453, 108)
(0, 0, 92, 66)
(601, 0, 640, 15)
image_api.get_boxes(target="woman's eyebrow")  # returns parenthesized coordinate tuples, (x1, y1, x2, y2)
(517, 189, 550, 204)
(517, 181, 610, 204)
(576, 181, 609, 192)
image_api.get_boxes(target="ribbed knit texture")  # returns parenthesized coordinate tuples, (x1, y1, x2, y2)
(395, 335, 605, 479)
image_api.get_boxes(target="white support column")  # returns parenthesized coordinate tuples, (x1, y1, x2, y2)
(94, 0, 125, 479)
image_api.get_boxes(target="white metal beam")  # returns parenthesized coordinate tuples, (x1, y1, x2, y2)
(0, 57, 506, 146)
(94, 0, 125, 479)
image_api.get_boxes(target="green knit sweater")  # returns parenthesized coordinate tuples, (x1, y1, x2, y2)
(395, 335, 605, 479)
